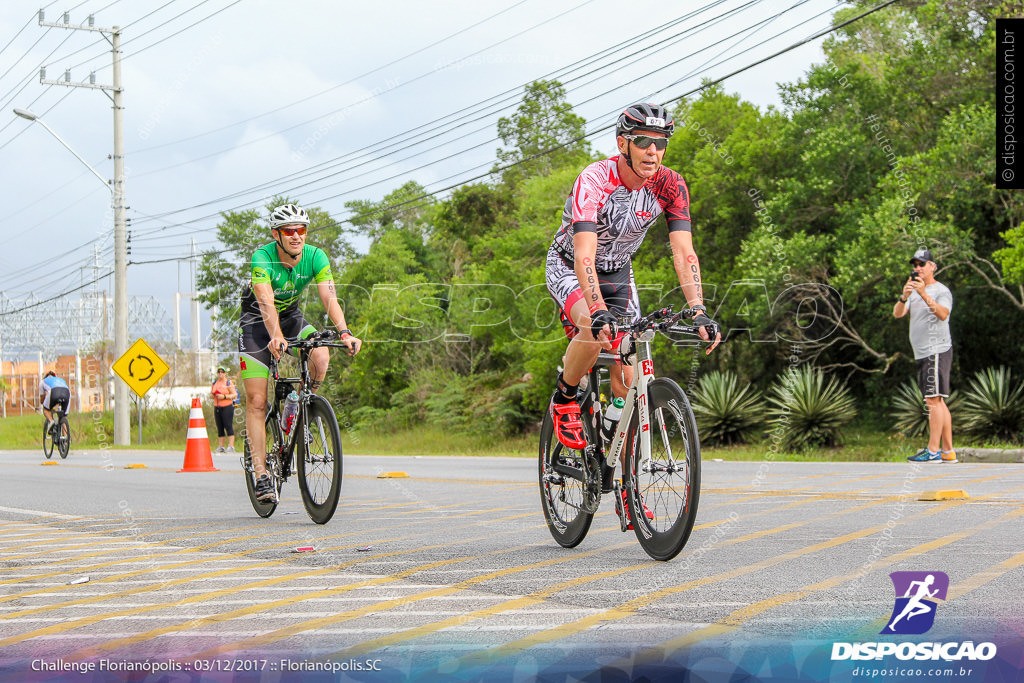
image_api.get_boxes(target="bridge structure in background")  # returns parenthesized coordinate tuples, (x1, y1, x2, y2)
(0, 292, 221, 417)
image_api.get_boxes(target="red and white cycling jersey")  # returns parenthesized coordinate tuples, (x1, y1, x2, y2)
(551, 157, 691, 273)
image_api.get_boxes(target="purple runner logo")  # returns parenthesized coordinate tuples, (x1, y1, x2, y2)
(881, 571, 949, 635)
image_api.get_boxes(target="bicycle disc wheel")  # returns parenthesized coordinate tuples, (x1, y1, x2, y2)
(296, 395, 343, 524)
(539, 407, 597, 548)
(42, 422, 54, 459)
(244, 412, 283, 518)
(57, 417, 71, 459)
(626, 378, 701, 561)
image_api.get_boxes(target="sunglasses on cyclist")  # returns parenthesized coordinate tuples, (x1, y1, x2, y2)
(622, 134, 669, 151)
(275, 226, 307, 236)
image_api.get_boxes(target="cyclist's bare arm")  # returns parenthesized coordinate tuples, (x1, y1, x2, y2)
(572, 231, 613, 350)
(316, 279, 361, 356)
(252, 281, 286, 358)
(669, 230, 721, 352)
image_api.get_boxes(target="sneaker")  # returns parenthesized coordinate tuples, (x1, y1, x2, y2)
(550, 397, 586, 450)
(254, 474, 277, 503)
(616, 490, 655, 531)
(941, 450, 958, 464)
(215, 446, 226, 453)
(226, 446, 236, 453)
(908, 448, 941, 463)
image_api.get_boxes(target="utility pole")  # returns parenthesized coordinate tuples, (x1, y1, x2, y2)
(38, 11, 130, 445)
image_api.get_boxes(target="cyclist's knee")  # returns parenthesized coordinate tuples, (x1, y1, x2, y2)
(310, 347, 329, 374)
(246, 394, 267, 412)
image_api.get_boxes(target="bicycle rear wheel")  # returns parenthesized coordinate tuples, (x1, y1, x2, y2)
(626, 378, 701, 561)
(539, 406, 598, 548)
(244, 411, 283, 518)
(57, 417, 70, 459)
(42, 421, 54, 459)
(296, 395, 343, 524)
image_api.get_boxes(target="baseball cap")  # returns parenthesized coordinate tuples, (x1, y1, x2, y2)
(908, 248, 934, 265)
(216, 367, 227, 373)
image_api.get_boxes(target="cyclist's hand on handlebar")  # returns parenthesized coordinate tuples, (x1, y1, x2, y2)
(339, 331, 362, 357)
(589, 309, 618, 351)
(268, 335, 288, 360)
(693, 313, 722, 354)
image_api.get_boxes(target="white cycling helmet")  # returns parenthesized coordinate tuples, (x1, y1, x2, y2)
(268, 204, 310, 229)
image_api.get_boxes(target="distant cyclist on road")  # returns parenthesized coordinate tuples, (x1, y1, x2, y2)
(544, 103, 722, 521)
(239, 203, 361, 504)
(39, 370, 70, 432)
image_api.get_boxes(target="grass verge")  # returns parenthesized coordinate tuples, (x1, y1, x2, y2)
(0, 410, 1016, 461)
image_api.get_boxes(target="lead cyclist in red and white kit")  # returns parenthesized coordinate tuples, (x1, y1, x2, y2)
(545, 102, 722, 456)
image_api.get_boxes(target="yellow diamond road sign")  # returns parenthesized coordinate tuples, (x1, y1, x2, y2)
(112, 338, 169, 397)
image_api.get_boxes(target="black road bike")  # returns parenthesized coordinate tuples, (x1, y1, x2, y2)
(42, 405, 71, 460)
(540, 307, 703, 561)
(243, 330, 346, 524)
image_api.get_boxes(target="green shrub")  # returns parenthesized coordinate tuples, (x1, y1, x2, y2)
(767, 365, 857, 451)
(691, 370, 764, 445)
(891, 381, 959, 438)
(959, 367, 1024, 444)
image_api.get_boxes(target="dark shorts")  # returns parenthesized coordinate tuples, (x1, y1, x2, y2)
(544, 245, 640, 341)
(214, 405, 235, 437)
(44, 387, 70, 412)
(916, 348, 952, 398)
(238, 306, 316, 380)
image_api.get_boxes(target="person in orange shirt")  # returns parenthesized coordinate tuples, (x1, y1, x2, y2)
(210, 367, 239, 453)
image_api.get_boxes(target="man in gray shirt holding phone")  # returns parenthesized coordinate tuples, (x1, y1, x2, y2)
(893, 248, 956, 463)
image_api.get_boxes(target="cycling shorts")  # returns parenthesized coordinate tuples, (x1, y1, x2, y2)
(237, 306, 316, 380)
(43, 387, 70, 412)
(545, 244, 640, 341)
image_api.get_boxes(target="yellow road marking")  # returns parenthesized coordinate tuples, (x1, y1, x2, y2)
(0, 493, 529, 593)
(176, 540, 637, 663)
(0, 510, 539, 621)
(446, 499, 967, 670)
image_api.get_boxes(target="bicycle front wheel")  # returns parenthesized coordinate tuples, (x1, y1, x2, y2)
(538, 407, 597, 548)
(296, 395, 343, 524)
(57, 417, 71, 459)
(626, 378, 701, 561)
(42, 421, 54, 459)
(244, 412, 283, 518)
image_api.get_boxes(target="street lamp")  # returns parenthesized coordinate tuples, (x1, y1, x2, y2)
(14, 106, 130, 446)
(14, 108, 110, 190)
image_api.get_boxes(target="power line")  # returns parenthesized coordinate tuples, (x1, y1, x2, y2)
(125, 0, 602, 179)
(126, 0, 745, 229)
(129, 0, 784, 238)
(3, 0, 896, 311)
(130, 0, 536, 154)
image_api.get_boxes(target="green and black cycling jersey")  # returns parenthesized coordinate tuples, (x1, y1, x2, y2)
(237, 242, 334, 380)
(240, 242, 333, 314)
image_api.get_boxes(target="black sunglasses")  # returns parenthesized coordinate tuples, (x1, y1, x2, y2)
(623, 134, 669, 151)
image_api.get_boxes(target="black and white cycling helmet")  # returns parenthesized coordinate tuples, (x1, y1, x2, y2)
(268, 203, 310, 229)
(616, 103, 675, 138)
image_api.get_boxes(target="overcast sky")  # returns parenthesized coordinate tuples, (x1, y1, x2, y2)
(0, 0, 844, 352)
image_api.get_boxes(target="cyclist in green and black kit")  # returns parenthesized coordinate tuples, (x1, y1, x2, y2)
(239, 203, 361, 503)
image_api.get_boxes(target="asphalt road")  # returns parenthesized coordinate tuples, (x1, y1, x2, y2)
(1, 446, 1022, 682)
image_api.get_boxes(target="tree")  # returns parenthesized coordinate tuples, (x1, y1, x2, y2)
(495, 80, 590, 186)
(344, 180, 435, 245)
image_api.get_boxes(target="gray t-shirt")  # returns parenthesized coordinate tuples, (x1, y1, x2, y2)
(907, 281, 953, 359)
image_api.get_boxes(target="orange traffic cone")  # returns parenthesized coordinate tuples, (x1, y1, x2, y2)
(178, 397, 219, 473)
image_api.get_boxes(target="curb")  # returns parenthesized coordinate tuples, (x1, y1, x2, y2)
(957, 448, 1024, 464)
